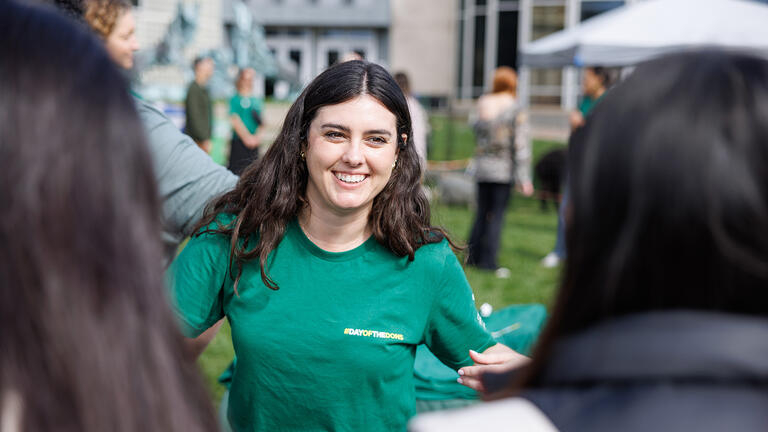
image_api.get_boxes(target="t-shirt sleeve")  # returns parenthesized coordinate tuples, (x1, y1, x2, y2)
(134, 97, 238, 258)
(229, 96, 238, 115)
(168, 230, 230, 338)
(423, 247, 496, 370)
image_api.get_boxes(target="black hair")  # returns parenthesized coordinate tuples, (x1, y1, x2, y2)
(196, 60, 454, 291)
(193, 55, 212, 70)
(48, 0, 85, 21)
(0, 2, 217, 430)
(589, 66, 613, 88)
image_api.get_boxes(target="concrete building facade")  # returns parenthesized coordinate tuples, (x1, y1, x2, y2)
(250, 0, 390, 97)
(389, 0, 459, 104)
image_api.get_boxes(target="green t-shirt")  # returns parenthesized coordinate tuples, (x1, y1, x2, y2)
(229, 94, 263, 136)
(578, 93, 605, 118)
(170, 218, 495, 432)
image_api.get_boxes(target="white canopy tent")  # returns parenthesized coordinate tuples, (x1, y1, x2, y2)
(521, 0, 768, 68)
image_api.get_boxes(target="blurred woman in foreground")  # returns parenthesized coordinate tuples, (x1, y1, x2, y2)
(0, 2, 217, 431)
(412, 50, 768, 431)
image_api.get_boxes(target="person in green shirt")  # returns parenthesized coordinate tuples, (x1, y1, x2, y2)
(228, 67, 264, 175)
(569, 66, 610, 130)
(170, 60, 528, 432)
(542, 66, 611, 269)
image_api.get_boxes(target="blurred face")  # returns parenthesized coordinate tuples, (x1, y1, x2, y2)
(582, 68, 604, 97)
(105, 9, 139, 70)
(304, 95, 400, 218)
(196, 58, 214, 83)
(237, 69, 255, 94)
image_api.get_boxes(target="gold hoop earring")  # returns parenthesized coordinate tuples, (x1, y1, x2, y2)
(391, 159, 397, 169)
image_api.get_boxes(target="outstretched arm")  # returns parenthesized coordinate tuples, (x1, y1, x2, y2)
(134, 96, 237, 257)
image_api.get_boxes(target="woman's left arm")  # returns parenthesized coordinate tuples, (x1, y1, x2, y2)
(424, 247, 528, 387)
(457, 343, 530, 393)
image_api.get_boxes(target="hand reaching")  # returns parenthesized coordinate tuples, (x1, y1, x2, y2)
(457, 346, 529, 393)
(244, 134, 260, 149)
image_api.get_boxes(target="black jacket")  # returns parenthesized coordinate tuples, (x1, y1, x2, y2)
(521, 311, 768, 431)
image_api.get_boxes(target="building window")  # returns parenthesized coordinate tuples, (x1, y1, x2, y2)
(530, 68, 562, 105)
(496, 10, 518, 68)
(472, 14, 485, 96)
(289, 49, 302, 68)
(581, 1, 624, 21)
(327, 50, 339, 66)
(532, 5, 564, 41)
(531, 6, 565, 105)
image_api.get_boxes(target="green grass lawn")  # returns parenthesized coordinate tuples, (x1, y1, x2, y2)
(428, 114, 476, 161)
(198, 114, 567, 404)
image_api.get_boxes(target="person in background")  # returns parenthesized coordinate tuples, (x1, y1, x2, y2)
(569, 67, 610, 129)
(170, 60, 528, 432)
(412, 50, 768, 432)
(185, 56, 215, 154)
(83, 0, 137, 69)
(77, 0, 238, 260)
(228, 67, 264, 175)
(341, 50, 364, 62)
(395, 71, 430, 172)
(0, 2, 218, 431)
(541, 66, 610, 268)
(466, 66, 533, 278)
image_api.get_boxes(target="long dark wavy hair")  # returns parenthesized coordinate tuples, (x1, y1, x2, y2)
(0, 2, 217, 431)
(196, 60, 454, 290)
(500, 50, 768, 393)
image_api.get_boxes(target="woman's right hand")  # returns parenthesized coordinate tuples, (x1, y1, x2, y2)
(244, 134, 260, 149)
(569, 110, 585, 130)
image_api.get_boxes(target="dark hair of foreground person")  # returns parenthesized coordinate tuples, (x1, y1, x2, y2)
(0, 2, 217, 431)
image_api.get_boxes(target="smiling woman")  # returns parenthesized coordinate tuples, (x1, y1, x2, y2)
(168, 60, 527, 432)
(303, 95, 400, 250)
